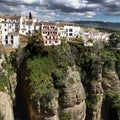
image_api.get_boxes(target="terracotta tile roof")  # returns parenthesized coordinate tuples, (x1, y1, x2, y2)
(42, 22, 56, 26)
(1, 21, 8, 23)
(8, 32, 19, 35)
(25, 21, 33, 25)
(0, 15, 20, 19)
(34, 22, 41, 26)
(21, 28, 26, 30)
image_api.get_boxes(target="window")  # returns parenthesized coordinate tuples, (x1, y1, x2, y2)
(5, 24, 6, 26)
(49, 41, 51, 43)
(5, 29, 7, 31)
(11, 35, 13, 39)
(55, 41, 58, 43)
(11, 39, 13, 44)
(69, 29, 73, 32)
(69, 33, 72, 36)
(28, 30, 31, 34)
(5, 40, 8, 44)
(5, 35, 8, 39)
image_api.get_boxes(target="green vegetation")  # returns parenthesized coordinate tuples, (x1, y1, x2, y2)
(96, 27, 120, 33)
(88, 38, 94, 43)
(8, 32, 120, 119)
(0, 69, 7, 91)
(59, 111, 72, 120)
(73, 36, 83, 42)
(0, 54, 15, 92)
(60, 36, 67, 42)
(70, 36, 120, 118)
(1, 54, 14, 95)
(106, 92, 120, 117)
(0, 112, 3, 120)
(24, 36, 74, 102)
(86, 94, 99, 111)
(109, 32, 120, 48)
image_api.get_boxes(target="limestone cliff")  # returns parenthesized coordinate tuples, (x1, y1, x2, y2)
(0, 91, 14, 120)
(59, 65, 86, 120)
(0, 39, 120, 120)
(0, 54, 16, 120)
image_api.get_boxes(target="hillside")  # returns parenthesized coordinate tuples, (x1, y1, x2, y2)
(73, 21, 120, 32)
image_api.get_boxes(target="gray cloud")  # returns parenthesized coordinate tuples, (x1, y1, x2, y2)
(0, 0, 120, 21)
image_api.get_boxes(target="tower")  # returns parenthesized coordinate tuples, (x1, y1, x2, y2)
(29, 12, 32, 19)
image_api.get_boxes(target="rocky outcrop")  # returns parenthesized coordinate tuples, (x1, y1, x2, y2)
(27, 92, 59, 120)
(0, 55, 16, 120)
(1, 42, 119, 120)
(59, 65, 86, 120)
(0, 90, 14, 120)
(102, 70, 120, 93)
(22, 65, 86, 120)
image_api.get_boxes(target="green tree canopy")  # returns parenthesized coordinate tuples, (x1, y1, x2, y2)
(109, 32, 120, 47)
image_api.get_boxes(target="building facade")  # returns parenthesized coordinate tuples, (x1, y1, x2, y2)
(41, 22, 61, 45)
(0, 15, 20, 48)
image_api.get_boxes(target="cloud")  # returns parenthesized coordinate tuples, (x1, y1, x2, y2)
(0, 0, 120, 21)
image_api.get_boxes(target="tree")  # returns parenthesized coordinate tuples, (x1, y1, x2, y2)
(60, 36, 67, 42)
(109, 32, 120, 47)
(88, 38, 94, 43)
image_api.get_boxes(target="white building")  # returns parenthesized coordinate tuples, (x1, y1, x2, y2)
(0, 15, 20, 48)
(19, 14, 40, 35)
(57, 22, 82, 41)
(3, 33, 19, 48)
(41, 22, 61, 45)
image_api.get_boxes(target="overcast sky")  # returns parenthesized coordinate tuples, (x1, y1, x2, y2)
(0, 0, 120, 22)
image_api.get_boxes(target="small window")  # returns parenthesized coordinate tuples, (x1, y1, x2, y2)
(28, 30, 31, 34)
(5, 24, 6, 26)
(69, 33, 72, 36)
(11, 40, 13, 44)
(6, 40, 8, 44)
(5, 29, 7, 31)
(55, 41, 58, 43)
(69, 29, 73, 32)
(11, 35, 13, 39)
(49, 41, 51, 43)
(5, 35, 8, 39)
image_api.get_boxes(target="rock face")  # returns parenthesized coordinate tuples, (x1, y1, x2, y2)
(27, 92, 59, 120)
(0, 91, 14, 120)
(24, 65, 86, 120)
(59, 65, 86, 120)
(102, 70, 120, 93)
(1, 42, 120, 120)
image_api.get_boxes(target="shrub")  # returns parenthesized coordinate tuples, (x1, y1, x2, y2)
(59, 111, 72, 120)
